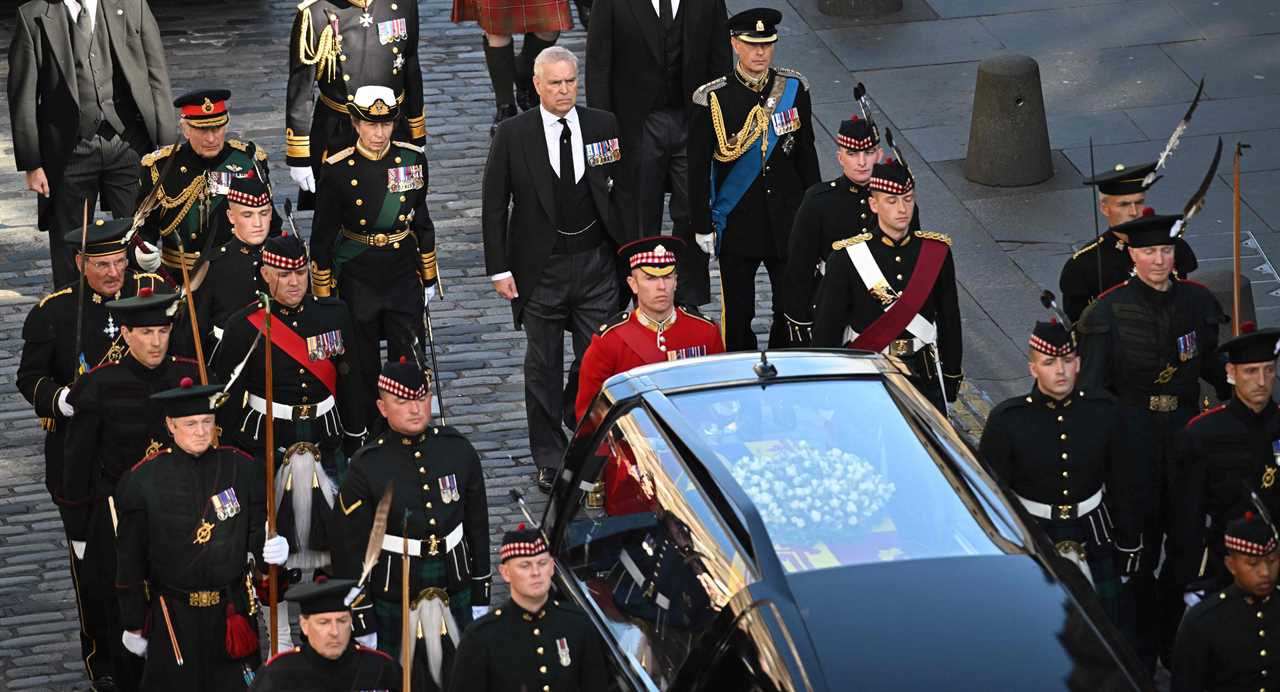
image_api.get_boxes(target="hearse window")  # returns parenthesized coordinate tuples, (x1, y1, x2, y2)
(556, 406, 756, 689)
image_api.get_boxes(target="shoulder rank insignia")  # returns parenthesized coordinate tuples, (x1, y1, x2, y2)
(38, 286, 74, 308)
(393, 140, 425, 154)
(692, 77, 727, 107)
(774, 67, 810, 91)
(1071, 238, 1101, 260)
(140, 144, 174, 168)
(325, 146, 355, 165)
(831, 233, 872, 251)
(914, 230, 952, 246)
(297, 0, 320, 9)
(598, 311, 630, 335)
(227, 139, 249, 153)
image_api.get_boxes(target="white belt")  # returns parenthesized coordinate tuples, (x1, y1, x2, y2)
(845, 242, 938, 344)
(247, 393, 335, 421)
(382, 523, 464, 558)
(1018, 488, 1104, 521)
(842, 328, 926, 356)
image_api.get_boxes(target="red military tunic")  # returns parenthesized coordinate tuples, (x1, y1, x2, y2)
(576, 307, 724, 421)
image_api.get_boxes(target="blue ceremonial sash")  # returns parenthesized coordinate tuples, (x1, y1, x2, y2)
(708, 76, 800, 256)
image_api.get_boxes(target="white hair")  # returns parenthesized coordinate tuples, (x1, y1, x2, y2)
(533, 46, 579, 78)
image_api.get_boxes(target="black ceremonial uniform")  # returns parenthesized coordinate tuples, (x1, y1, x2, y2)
(687, 65, 820, 347)
(448, 599, 609, 692)
(136, 140, 282, 271)
(334, 426, 490, 648)
(979, 386, 1140, 616)
(116, 444, 267, 690)
(286, 0, 425, 199)
(195, 236, 263, 349)
(1169, 398, 1280, 595)
(1172, 584, 1280, 692)
(1059, 229, 1199, 324)
(812, 229, 963, 410)
(251, 642, 401, 691)
(310, 141, 435, 426)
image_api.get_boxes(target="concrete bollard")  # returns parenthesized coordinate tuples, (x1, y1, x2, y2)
(820, 0, 903, 18)
(964, 54, 1053, 187)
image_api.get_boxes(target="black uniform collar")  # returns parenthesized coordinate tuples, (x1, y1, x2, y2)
(844, 175, 869, 193)
(1104, 229, 1127, 252)
(124, 352, 170, 379)
(180, 141, 228, 169)
(274, 299, 305, 316)
(733, 64, 772, 93)
(301, 641, 357, 669)
(874, 227, 912, 248)
(1226, 395, 1279, 425)
(1027, 385, 1080, 410)
(1129, 275, 1176, 305)
(507, 599, 551, 621)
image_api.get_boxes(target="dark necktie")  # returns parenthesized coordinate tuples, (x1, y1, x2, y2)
(659, 0, 673, 29)
(72, 4, 92, 53)
(555, 117, 575, 230)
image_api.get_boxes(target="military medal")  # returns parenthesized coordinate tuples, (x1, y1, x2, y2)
(387, 165, 424, 193)
(306, 329, 345, 360)
(1177, 331, 1198, 362)
(438, 475, 453, 504)
(584, 138, 621, 167)
(211, 488, 241, 521)
(359, 10, 373, 28)
(1154, 364, 1177, 385)
(770, 107, 800, 135)
(102, 314, 118, 338)
(377, 17, 407, 44)
(193, 519, 214, 544)
(556, 637, 572, 667)
(207, 171, 231, 196)
(393, 54, 404, 70)
(1265, 466, 1276, 490)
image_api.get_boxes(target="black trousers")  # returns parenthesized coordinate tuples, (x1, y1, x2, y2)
(73, 499, 144, 690)
(140, 598, 258, 691)
(523, 244, 618, 470)
(718, 253, 787, 352)
(339, 265, 425, 431)
(48, 126, 148, 287)
(634, 108, 689, 245)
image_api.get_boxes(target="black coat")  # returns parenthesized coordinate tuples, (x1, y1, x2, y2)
(7, 0, 177, 227)
(447, 599, 609, 692)
(1172, 584, 1280, 692)
(584, 0, 729, 154)
(482, 106, 630, 327)
(1058, 229, 1199, 324)
(194, 235, 264, 350)
(250, 642, 402, 691)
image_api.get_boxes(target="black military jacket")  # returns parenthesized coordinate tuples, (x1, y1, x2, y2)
(782, 176, 922, 327)
(116, 444, 266, 630)
(978, 386, 1140, 547)
(62, 354, 201, 541)
(250, 642, 401, 691)
(194, 235, 263, 346)
(448, 599, 609, 692)
(286, 0, 425, 168)
(210, 295, 367, 445)
(309, 142, 436, 296)
(17, 271, 166, 503)
(335, 426, 490, 632)
(1169, 398, 1280, 591)
(1077, 277, 1228, 404)
(811, 229, 963, 380)
(136, 140, 282, 269)
(689, 67, 821, 259)
(1172, 584, 1280, 692)
(1059, 229, 1199, 324)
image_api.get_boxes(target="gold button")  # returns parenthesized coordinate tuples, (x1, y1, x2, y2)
(1062, 490, 1069, 497)
(392, 47, 399, 54)
(894, 256, 901, 262)
(398, 214, 406, 221)
(348, 160, 355, 167)
(395, 157, 402, 164)
(415, 451, 422, 458)
(426, 502, 432, 509)
(359, 219, 367, 226)
(355, 198, 363, 205)
(422, 484, 429, 490)
(1057, 415, 1064, 422)
(298, 369, 304, 375)
(391, 2, 398, 7)
(1062, 471, 1069, 478)
(343, 74, 350, 81)
(861, 213, 867, 219)
(302, 382, 308, 389)
(429, 518, 436, 525)
(895, 274, 903, 280)
(340, 55, 347, 62)
(1060, 433, 1067, 440)
(351, 179, 358, 186)
(544, 687, 550, 692)
(393, 242, 401, 249)
(1025, 397, 1032, 403)
(347, 94, 354, 101)
(1061, 453, 1068, 460)
(537, 647, 544, 654)
(180, 166, 187, 173)
(419, 467, 426, 474)
(400, 195, 407, 202)
(533, 628, 540, 635)
(539, 665, 547, 674)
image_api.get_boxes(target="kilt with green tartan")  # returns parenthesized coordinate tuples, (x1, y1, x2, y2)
(450, 0, 573, 35)
(374, 555, 473, 659)
(1037, 505, 1123, 623)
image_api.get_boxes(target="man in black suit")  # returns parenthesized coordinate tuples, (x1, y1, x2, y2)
(585, 0, 729, 307)
(482, 46, 627, 491)
(8, 0, 176, 288)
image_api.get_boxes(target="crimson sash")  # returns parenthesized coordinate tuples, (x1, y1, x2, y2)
(850, 239, 949, 352)
(246, 309, 338, 395)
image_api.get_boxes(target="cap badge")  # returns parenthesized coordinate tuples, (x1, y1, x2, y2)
(370, 100, 391, 116)
(755, 19, 764, 31)
(1113, 163, 1125, 172)
(201, 98, 214, 114)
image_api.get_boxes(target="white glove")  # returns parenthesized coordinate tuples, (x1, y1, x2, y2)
(425, 284, 436, 304)
(471, 605, 490, 620)
(695, 233, 715, 255)
(122, 630, 148, 657)
(1184, 590, 1204, 608)
(290, 165, 316, 193)
(71, 540, 86, 561)
(344, 585, 363, 607)
(57, 387, 75, 417)
(355, 632, 377, 649)
(263, 534, 290, 566)
(135, 240, 161, 272)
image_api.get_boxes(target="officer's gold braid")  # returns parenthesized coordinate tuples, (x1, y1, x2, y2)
(297, 11, 339, 82)
(152, 176, 207, 238)
(710, 91, 770, 164)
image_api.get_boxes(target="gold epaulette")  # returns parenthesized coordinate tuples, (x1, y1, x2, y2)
(914, 230, 952, 246)
(1071, 238, 1101, 260)
(692, 77, 727, 107)
(227, 139, 249, 153)
(141, 144, 174, 168)
(325, 147, 355, 165)
(393, 141, 424, 154)
(831, 233, 872, 251)
(38, 286, 73, 308)
(297, 0, 320, 9)
(774, 67, 810, 91)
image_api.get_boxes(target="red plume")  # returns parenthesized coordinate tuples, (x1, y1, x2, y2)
(179, 377, 194, 388)
(138, 287, 154, 298)
(1242, 321, 1258, 334)
(1142, 206, 1156, 217)
(1246, 511, 1256, 521)
(517, 523, 526, 530)
(224, 602, 259, 659)
(399, 356, 407, 364)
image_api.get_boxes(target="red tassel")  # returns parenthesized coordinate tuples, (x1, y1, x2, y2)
(225, 602, 259, 659)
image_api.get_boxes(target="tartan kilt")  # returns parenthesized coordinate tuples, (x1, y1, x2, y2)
(451, 0, 573, 35)
(1037, 503, 1123, 622)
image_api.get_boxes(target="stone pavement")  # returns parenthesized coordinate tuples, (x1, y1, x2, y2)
(0, 0, 1273, 688)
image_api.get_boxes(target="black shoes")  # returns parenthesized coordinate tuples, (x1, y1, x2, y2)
(516, 82, 537, 112)
(536, 467, 557, 493)
(490, 104, 518, 138)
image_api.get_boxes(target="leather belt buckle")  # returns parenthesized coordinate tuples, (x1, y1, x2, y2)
(888, 339, 913, 357)
(293, 403, 315, 421)
(189, 590, 221, 608)
(1057, 504, 1074, 520)
(372, 233, 389, 247)
(1148, 395, 1178, 412)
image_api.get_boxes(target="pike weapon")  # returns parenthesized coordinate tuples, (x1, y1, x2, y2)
(1088, 137, 1103, 297)
(1232, 142, 1249, 335)
(1170, 137, 1224, 240)
(1040, 290, 1072, 332)
(509, 488, 552, 546)
(345, 484, 395, 605)
(73, 201, 89, 379)
(259, 291, 279, 654)
(401, 510, 412, 692)
(1143, 77, 1205, 188)
(1247, 484, 1279, 541)
(423, 297, 446, 425)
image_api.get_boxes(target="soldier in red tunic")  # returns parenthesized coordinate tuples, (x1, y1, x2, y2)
(575, 236, 724, 423)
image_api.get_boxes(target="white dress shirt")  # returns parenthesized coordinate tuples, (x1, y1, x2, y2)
(490, 106, 588, 283)
(650, 0, 680, 17)
(64, 0, 99, 32)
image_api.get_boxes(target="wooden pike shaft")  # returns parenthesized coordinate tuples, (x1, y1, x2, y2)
(402, 531, 411, 692)
(174, 245, 209, 384)
(1233, 143, 1244, 336)
(263, 295, 279, 654)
